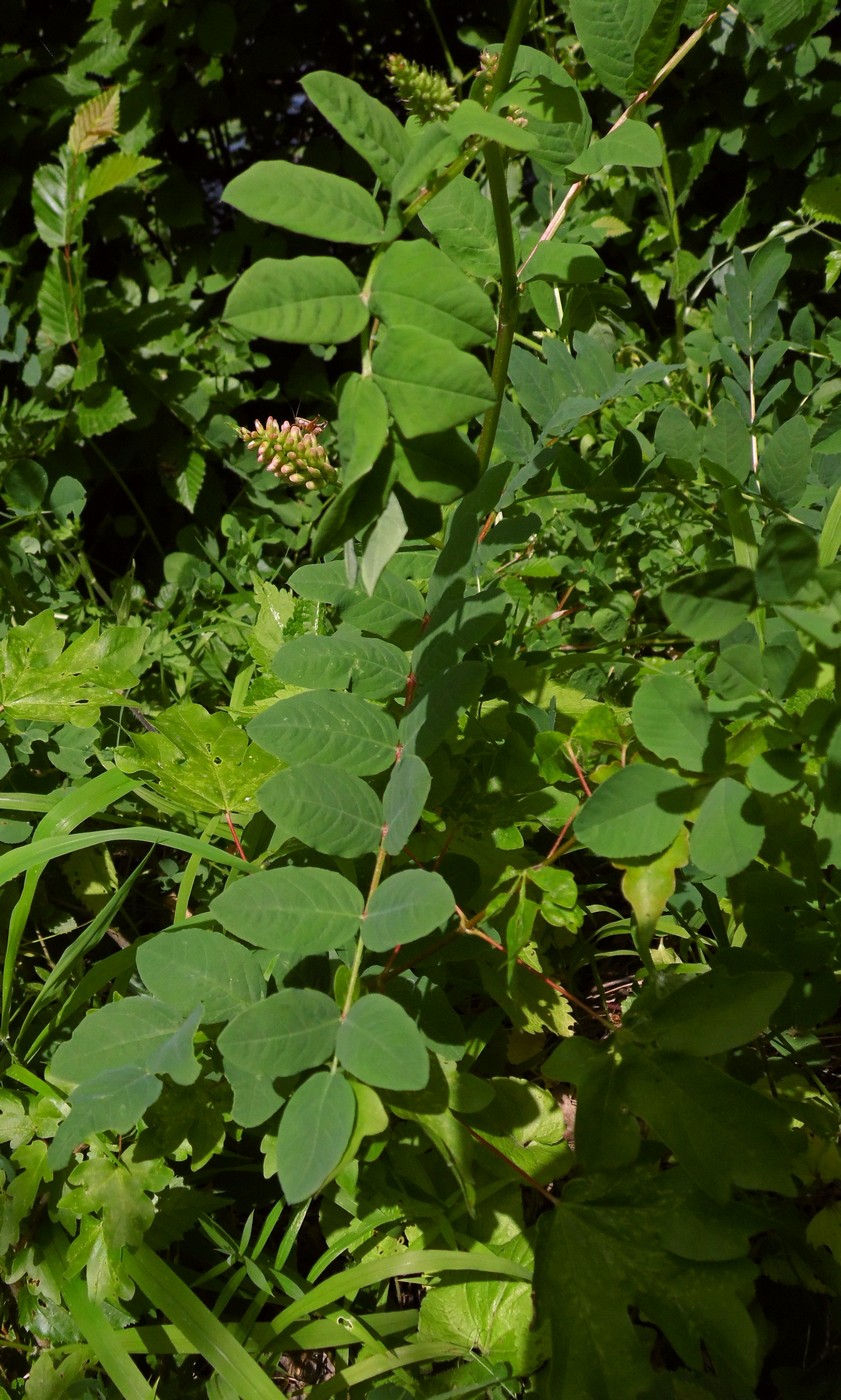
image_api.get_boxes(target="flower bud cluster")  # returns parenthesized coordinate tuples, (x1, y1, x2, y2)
(236, 416, 337, 492)
(386, 54, 457, 124)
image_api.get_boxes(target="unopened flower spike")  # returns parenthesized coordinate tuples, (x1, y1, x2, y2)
(236, 414, 337, 493)
(386, 54, 457, 123)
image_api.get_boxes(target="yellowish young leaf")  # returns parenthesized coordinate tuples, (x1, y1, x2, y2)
(69, 87, 120, 155)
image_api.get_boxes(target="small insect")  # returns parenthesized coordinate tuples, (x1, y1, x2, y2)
(293, 414, 327, 436)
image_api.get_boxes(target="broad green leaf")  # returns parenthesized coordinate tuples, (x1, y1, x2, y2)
(272, 626, 409, 699)
(223, 256, 368, 344)
(418, 1232, 541, 1376)
(447, 99, 538, 152)
(629, 0, 687, 93)
(620, 825, 690, 944)
(248, 689, 398, 775)
(37, 253, 77, 347)
(536, 1170, 760, 1400)
(276, 1070, 356, 1202)
(362, 870, 454, 951)
(0, 612, 148, 726)
(336, 994, 430, 1090)
(75, 383, 134, 437)
(543, 1037, 640, 1171)
(746, 748, 804, 794)
(222, 160, 385, 243)
(392, 430, 480, 505)
(342, 569, 426, 643)
(114, 701, 281, 816)
(370, 240, 495, 348)
(568, 0, 658, 97)
(399, 661, 486, 759)
(50, 999, 201, 1090)
(372, 327, 495, 438)
(755, 520, 818, 602)
(49, 1067, 164, 1170)
(662, 566, 756, 641)
(761, 415, 812, 509)
(625, 966, 793, 1057)
(419, 174, 499, 278)
(391, 121, 463, 203)
(655, 404, 700, 468)
(360, 492, 408, 594)
(32, 159, 78, 248)
(703, 399, 752, 484)
(690, 777, 765, 877)
(337, 374, 390, 486)
(819, 480, 841, 566)
(382, 752, 431, 854)
(621, 1039, 801, 1199)
(520, 242, 605, 285)
(258, 763, 383, 857)
(212, 867, 363, 958)
(84, 152, 159, 201)
(803, 175, 841, 224)
(301, 71, 409, 187)
(631, 673, 717, 772)
(218, 990, 341, 1087)
(506, 48, 592, 175)
(568, 120, 662, 174)
(574, 763, 691, 860)
(136, 928, 265, 1024)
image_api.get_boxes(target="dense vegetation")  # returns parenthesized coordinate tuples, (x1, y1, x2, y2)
(2, 1, 841, 1395)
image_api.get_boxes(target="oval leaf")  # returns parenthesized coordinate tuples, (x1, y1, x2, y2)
(248, 690, 398, 776)
(276, 1070, 356, 1203)
(362, 869, 454, 951)
(631, 674, 717, 774)
(211, 867, 363, 958)
(136, 928, 265, 1024)
(336, 994, 430, 1090)
(258, 764, 383, 857)
(218, 989, 340, 1079)
(689, 778, 765, 878)
(222, 161, 384, 243)
(372, 327, 495, 438)
(574, 763, 691, 860)
(223, 256, 367, 344)
(370, 240, 495, 348)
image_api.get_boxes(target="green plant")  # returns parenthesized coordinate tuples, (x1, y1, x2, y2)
(3, 2, 841, 1397)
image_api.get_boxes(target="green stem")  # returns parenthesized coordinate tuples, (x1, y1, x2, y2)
(476, 141, 521, 475)
(486, 0, 534, 106)
(335, 842, 388, 1041)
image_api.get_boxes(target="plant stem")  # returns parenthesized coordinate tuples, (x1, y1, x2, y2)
(338, 842, 387, 1026)
(518, 7, 724, 277)
(476, 142, 521, 475)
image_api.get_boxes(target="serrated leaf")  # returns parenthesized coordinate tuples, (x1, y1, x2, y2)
(258, 763, 383, 857)
(248, 689, 398, 775)
(0, 612, 147, 726)
(574, 763, 691, 860)
(37, 253, 78, 346)
(76, 384, 134, 437)
(372, 326, 495, 438)
(361, 869, 454, 951)
(419, 1232, 541, 1376)
(137, 928, 265, 1024)
(222, 161, 384, 243)
(84, 152, 159, 201)
(68, 86, 120, 154)
(301, 71, 409, 187)
(276, 1070, 356, 1202)
(32, 159, 79, 248)
(803, 175, 841, 224)
(370, 239, 495, 348)
(212, 866, 363, 959)
(223, 256, 368, 344)
(336, 993, 429, 1089)
(114, 701, 281, 816)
